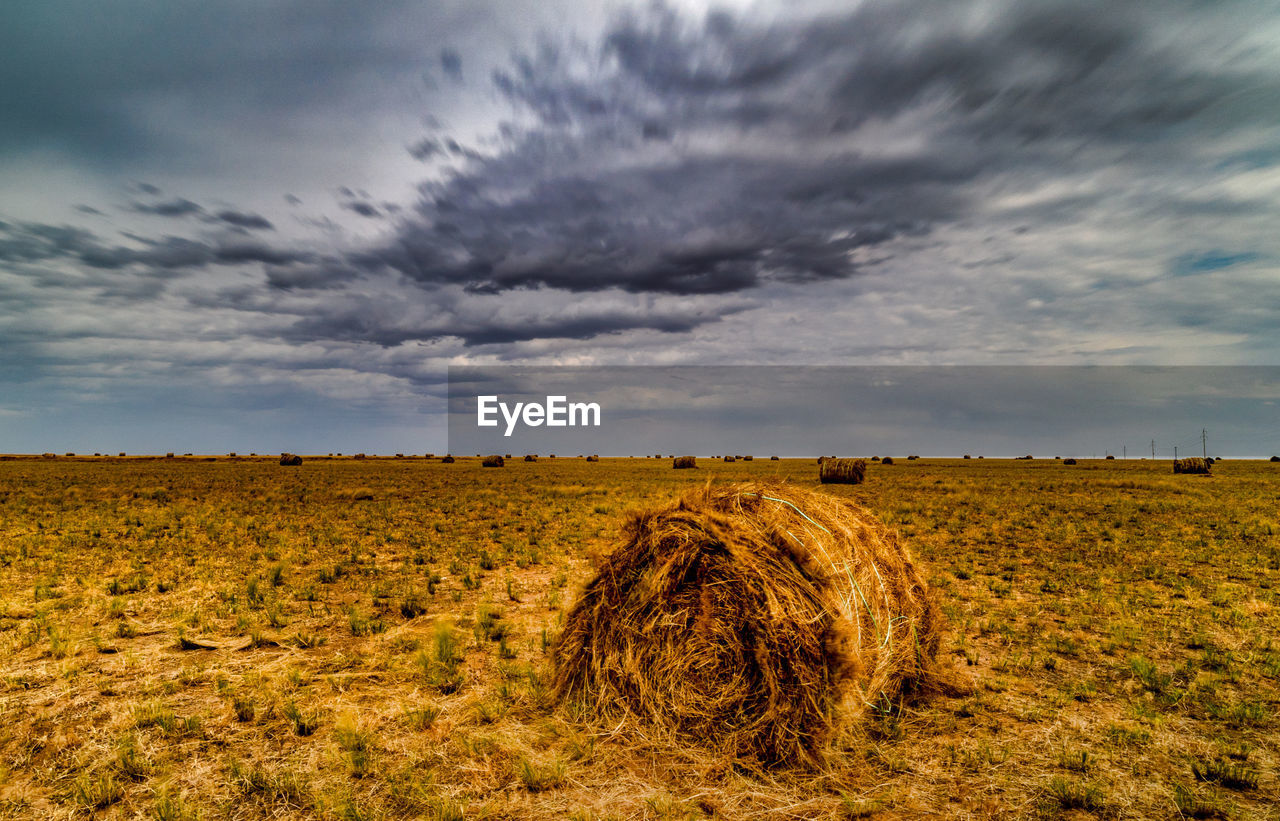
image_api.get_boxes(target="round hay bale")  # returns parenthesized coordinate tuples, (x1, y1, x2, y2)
(1173, 457, 1211, 475)
(881, 456, 894, 465)
(819, 457, 866, 485)
(1271, 455, 1279, 463)
(770, 455, 779, 460)
(279, 453, 303, 466)
(907, 454, 920, 461)
(1105, 454, 1115, 460)
(441, 455, 455, 463)
(1063, 458, 1077, 465)
(586, 454, 599, 462)
(524, 454, 538, 462)
(482, 454, 505, 467)
(724, 455, 736, 462)
(673, 455, 697, 469)
(553, 481, 946, 765)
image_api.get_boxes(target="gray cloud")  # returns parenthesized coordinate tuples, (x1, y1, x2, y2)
(2, 0, 1279, 454)
(214, 210, 274, 230)
(131, 198, 204, 217)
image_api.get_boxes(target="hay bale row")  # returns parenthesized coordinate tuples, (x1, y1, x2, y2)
(819, 457, 866, 485)
(552, 481, 946, 765)
(673, 455, 697, 469)
(279, 453, 302, 466)
(1173, 457, 1211, 475)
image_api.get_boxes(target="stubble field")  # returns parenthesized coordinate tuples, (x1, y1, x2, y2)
(1, 455, 1277, 820)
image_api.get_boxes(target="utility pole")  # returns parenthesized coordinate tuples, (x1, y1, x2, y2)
(1151, 439, 1156, 459)
(1202, 428, 1207, 459)
(1175, 446, 1178, 460)
(1123, 445, 1126, 459)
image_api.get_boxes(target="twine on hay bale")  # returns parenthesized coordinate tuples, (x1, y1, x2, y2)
(819, 458, 866, 485)
(552, 481, 951, 765)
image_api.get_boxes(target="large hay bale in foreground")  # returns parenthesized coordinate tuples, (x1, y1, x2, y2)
(553, 482, 945, 765)
(1173, 457, 1211, 475)
(819, 457, 866, 485)
(1271, 455, 1280, 463)
(279, 453, 303, 466)
(881, 456, 894, 465)
(482, 454, 505, 467)
(673, 455, 697, 469)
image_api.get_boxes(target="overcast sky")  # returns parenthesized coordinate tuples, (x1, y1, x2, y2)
(2, 0, 1278, 454)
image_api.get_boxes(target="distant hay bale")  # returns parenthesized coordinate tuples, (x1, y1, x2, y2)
(165, 453, 174, 458)
(1173, 457, 1211, 475)
(1271, 456, 1280, 462)
(119, 452, 127, 457)
(907, 454, 920, 461)
(742, 455, 754, 461)
(482, 455, 505, 467)
(963, 454, 971, 460)
(724, 455, 736, 462)
(870, 456, 881, 462)
(279, 453, 303, 466)
(353, 453, 366, 459)
(770, 456, 779, 460)
(524, 454, 538, 462)
(673, 455, 697, 469)
(552, 481, 947, 765)
(586, 454, 599, 462)
(505, 454, 512, 459)
(441, 455, 455, 463)
(881, 457, 894, 465)
(1063, 458, 1078, 465)
(1106, 455, 1115, 460)
(819, 458, 866, 485)
(656, 454, 662, 459)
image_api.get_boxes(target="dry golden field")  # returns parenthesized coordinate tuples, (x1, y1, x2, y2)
(1, 455, 1278, 820)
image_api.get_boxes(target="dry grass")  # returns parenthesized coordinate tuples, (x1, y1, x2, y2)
(0, 456, 1277, 819)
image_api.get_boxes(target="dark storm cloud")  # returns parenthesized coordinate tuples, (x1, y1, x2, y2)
(3, 0, 1278, 361)
(281, 302, 736, 347)
(441, 49, 463, 81)
(214, 210, 274, 231)
(338, 0, 1274, 304)
(342, 201, 383, 219)
(0, 219, 307, 272)
(130, 198, 204, 217)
